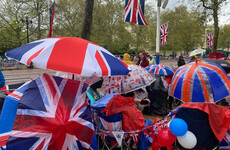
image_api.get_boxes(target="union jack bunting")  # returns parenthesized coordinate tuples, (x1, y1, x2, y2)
(160, 23, 168, 46)
(124, 0, 148, 25)
(6, 74, 95, 150)
(207, 32, 213, 48)
(129, 131, 141, 144)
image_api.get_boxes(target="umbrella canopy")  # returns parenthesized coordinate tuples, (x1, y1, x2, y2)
(101, 65, 155, 94)
(205, 59, 230, 73)
(6, 73, 95, 149)
(209, 51, 226, 60)
(169, 61, 230, 103)
(189, 49, 205, 57)
(5, 37, 129, 77)
(146, 64, 174, 76)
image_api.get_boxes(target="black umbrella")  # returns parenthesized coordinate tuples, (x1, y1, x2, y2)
(205, 59, 230, 73)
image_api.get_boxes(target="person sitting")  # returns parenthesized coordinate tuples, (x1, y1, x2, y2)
(177, 56, 185, 67)
(101, 91, 150, 131)
(123, 53, 134, 65)
(136, 52, 149, 68)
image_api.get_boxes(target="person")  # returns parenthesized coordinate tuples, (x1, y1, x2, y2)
(177, 56, 185, 67)
(88, 77, 103, 100)
(0, 69, 5, 113)
(187, 56, 196, 64)
(101, 91, 150, 131)
(149, 56, 155, 65)
(136, 52, 149, 68)
(123, 53, 134, 65)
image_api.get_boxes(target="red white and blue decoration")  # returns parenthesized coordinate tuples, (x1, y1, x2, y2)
(160, 23, 168, 46)
(169, 61, 230, 103)
(5, 74, 95, 150)
(124, 0, 148, 25)
(146, 64, 174, 76)
(207, 32, 213, 48)
(5, 37, 129, 77)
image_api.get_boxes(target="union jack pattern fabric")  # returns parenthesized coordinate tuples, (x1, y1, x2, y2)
(147, 64, 174, 76)
(0, 82, 30, 147)
(160, 23, 168, 46)
(6, 74, 95, 150)
(207, 32, 213, 48)
(129, 131, 141, 144)
(124, 0, 148, 25)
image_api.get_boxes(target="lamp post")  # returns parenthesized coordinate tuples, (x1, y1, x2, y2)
(155, 0, 168, 65)
(21, 16, 32, 43)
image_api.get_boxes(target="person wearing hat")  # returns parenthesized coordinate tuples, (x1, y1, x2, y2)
(123, 53, 134, 65)
(177, 56, 185, 67)
(136, 52, 149, 68)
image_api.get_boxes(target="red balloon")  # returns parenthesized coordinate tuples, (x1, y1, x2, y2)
(157, 129, 176, 147)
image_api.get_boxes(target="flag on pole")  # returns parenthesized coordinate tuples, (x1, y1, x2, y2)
(207, 32, 213, 48)
(124, 0, 148, 25)
(160, 23, 168, 46)
(49, 0, 55, 38)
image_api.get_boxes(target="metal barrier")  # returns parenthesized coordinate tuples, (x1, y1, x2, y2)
(5, 77, 33, 84)
(4, 72, 41, 77)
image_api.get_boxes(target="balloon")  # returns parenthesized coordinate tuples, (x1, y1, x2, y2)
(169, 118, 188, 136)
(177, 131, 197, 149)
(157, 128, 176, 147)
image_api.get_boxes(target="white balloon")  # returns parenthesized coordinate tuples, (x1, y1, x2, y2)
(177, 131, 197, 149)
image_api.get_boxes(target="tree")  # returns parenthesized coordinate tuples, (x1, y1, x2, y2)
(200, 0, 227, 51)
(218, 25, 230, 51)
(81, 0, 94, 40)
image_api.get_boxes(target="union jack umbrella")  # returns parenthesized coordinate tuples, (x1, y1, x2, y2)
(5, 74, 95, 149)
(169, 61, 230, 103)
(5, 37, 129, 77)
(146, 64, 174, 76)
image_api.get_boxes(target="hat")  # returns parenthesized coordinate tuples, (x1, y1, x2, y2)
(141, 52, 147, 57)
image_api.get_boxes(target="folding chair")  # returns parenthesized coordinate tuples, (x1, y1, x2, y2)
(96, 111, 131, 150)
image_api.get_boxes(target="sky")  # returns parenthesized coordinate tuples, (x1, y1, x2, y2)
(146, 0, 230, 26)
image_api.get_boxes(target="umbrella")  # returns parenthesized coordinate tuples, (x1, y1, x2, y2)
(101, 65, 155, 94)
(169, 61, 230, 103)
(189, 49, 205, 57)
(6, 73, 95, 149)
(5, 37, 129, 77)
(205, 59, 230, 73)
(209, 51, 226, 60)
(146, 64, 174, 76)
(55, 71, 101, 85)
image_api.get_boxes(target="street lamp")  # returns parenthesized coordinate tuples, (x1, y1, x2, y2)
(156, 0, 169, 64)
(21, 16, 32, 43)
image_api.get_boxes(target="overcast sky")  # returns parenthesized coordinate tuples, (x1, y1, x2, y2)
(146, 0, 230, 26)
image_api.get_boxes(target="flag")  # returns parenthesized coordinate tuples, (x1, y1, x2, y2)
(160, 23, 168, 46)
(6, 74, 95, 150)
(0, 82, 30, 147)
(124, 0, 148, 25)
(49, 0, 55, 38)
(207, 32, 213, 48)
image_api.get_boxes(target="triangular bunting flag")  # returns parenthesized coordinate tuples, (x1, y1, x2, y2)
(112, 131, 124, 147)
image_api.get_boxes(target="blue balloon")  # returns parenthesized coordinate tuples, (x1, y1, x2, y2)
(169, 118, 188, 136)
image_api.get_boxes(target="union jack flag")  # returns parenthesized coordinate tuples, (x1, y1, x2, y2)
(124, 0, 148, 25)
(207, 32, 213, 48)
(6, 74, 95, 150)
(160, 23, 168, 46)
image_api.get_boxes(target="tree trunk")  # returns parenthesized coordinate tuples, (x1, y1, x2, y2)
(212, 1, 219, 52)
(81, 0, 94, 40)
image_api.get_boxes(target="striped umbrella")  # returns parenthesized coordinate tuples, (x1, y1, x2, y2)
(146, 64, 174, 76)
(5, 37, 129, 77)
(169, 61, 230, 103)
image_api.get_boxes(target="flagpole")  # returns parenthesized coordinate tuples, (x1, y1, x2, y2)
(156, 0, 161, 65)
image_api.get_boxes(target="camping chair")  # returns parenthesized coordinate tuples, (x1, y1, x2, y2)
(95, 111, 131, 150)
